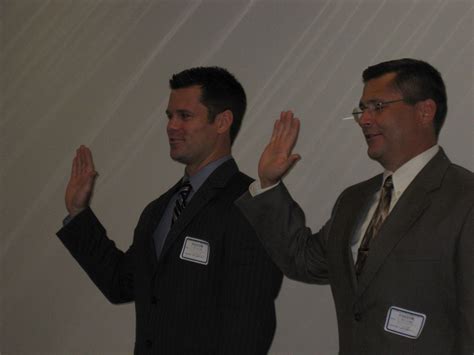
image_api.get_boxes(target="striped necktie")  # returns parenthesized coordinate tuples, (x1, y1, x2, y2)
(172, 180, 192, 225)
(355, 175, 393, 277)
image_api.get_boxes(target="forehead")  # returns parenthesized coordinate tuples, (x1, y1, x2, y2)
(361, 72, 399, 101)
(167, 85, 204, 109)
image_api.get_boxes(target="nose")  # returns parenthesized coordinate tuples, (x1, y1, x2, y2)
(357, 110, 373, 127)
(167, 116, 180, 132)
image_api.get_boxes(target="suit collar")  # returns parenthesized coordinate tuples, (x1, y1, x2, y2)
(388, 144, 440, 201)
(355, 149, 450, 297)
(186, 155, 232, 197)
(159, 159, 239, 258)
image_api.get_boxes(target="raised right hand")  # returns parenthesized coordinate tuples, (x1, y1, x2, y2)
(65, 145, 98, 217)
(258, 111, 301, 188)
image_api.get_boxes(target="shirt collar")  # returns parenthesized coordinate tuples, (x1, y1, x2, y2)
(183, 155, 232, 193)
(382, 145, 439, 199)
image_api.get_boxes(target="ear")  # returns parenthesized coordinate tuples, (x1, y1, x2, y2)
(416, 99, 436, 128)
(215, 109, 233, 135)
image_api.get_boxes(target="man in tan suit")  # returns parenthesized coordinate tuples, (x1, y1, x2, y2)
(237, 58, 474, 354)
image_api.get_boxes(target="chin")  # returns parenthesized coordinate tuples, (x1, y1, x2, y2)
(367, 147, 384, 162)
(170, 151, 182, 162)
(170, 153, 190, 165)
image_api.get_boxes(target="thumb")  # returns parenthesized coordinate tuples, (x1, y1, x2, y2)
(280, 154, 301, 180)
(287, 154, 301, 169)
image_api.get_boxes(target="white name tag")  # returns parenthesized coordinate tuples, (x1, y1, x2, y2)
(384, 306, 426, 339)
(180, 236, 210, 265)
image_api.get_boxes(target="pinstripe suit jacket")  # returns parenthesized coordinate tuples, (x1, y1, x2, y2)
(57, 159, 282, 355)
(236, 149, 474, 354)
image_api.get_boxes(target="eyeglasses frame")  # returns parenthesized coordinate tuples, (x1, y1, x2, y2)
(352, 98, 406, 122)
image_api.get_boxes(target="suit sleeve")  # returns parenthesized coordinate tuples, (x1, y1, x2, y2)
(457, 204, 474, 353)
(236, 183, 336, 284)
(216, 204, 283, 355)
(56, 207, 135, 304)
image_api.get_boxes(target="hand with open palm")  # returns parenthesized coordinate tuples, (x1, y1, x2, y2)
(258, 111, 301, 188)
(65, 145, 98, 217)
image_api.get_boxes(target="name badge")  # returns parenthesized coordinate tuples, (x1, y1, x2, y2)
(384, 306, 426, 339)
(180, 236, 210, 265)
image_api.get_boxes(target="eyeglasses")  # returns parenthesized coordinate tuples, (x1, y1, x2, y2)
(352, 99, 405, 122)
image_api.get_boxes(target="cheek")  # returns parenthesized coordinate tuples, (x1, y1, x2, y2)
(377, 118, 398, 138)
(390, 119, 411, 138)
(195, 125, 216, 139)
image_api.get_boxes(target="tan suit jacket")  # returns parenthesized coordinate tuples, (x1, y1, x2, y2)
(236, 149, 474, 354)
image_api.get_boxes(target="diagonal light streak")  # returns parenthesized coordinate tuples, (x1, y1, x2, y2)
(1, 1, 202, 257)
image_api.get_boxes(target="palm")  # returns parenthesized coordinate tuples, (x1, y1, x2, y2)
(258, 111, 301, 188)
(65, 146, 98, 216)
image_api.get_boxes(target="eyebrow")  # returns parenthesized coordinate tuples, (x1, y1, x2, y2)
(359, 98, 381, 105)
(358, 98, 384, 109)
(166, 109, 193, 116)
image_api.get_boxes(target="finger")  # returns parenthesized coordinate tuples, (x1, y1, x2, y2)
(273, 112, 286, 141)
(83, 146, 96, 174)
(282, 154, 301, 178)
(279, 110, 292, 132)
(71, 156, 79, 178)
(270, 119, 280, 143)
(273, 110, 292, 142)
(76, 146, 85, 174)
(288, 153, 301, 166)
(278, 114, 299, 154)
(280, 111, 297, 140)
(76, 145, 94, 177)
(287, 117, 300, 151)
(283, 110, 294, 122)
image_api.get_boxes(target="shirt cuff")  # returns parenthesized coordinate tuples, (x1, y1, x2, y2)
(249, 180, 280, 197)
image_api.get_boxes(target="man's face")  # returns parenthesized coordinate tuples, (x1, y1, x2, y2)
(358, 73, 428, 171)
(166, 85, 221, 173)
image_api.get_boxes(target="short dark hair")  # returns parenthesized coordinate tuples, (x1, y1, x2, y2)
(169, 66, 247, 144)
(362, 58, 447, 136)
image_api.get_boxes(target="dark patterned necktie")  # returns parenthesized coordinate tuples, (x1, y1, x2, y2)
(355, 175, 393, 277)
(172, 180, 192, 225)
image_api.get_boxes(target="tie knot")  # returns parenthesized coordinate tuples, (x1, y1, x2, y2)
(172, 179, 193, 225)
(180, 179, 192, 189)
(383, 175, 393, 190)
(178, 179, 192, 198)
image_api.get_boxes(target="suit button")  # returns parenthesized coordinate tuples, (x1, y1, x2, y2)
(146, 339, 152, 348)
(354, 312, 362, 321)
(151, 296, 158, 305)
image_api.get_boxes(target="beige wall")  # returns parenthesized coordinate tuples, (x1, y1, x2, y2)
(2, 1, 473, 354)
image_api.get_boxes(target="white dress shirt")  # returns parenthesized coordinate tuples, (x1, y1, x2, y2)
(249, 145, 440, 263)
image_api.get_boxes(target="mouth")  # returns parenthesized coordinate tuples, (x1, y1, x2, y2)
(364, 132, 382, 141)
(168, 137, 184, 145)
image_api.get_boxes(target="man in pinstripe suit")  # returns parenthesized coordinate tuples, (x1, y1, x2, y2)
(57, 67, 282, 354)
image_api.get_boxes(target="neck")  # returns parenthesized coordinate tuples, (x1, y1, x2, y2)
(185, 149, 231, 176)
(382, 142, 437, 172)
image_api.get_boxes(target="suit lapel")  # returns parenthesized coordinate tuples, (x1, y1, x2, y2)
(329, 176, 381, 292)
(160, 159, 238, 258)
(344, 178, 381, 291)
(145, 181, 181, 268)
(355, 149, 450, 298)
